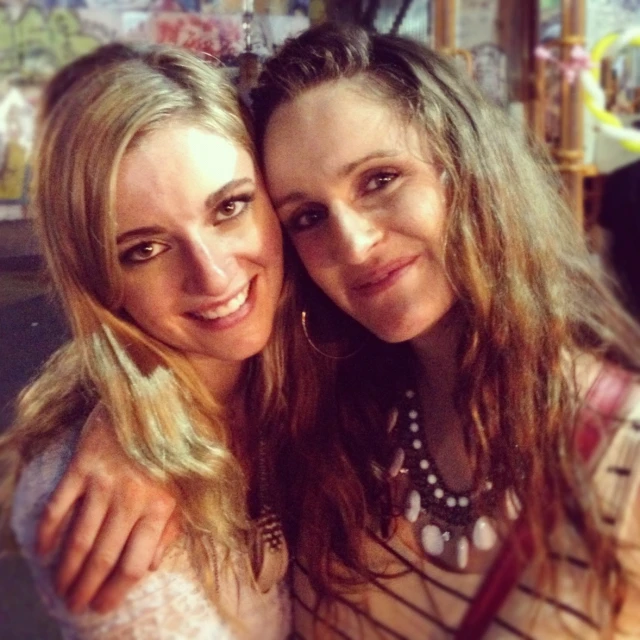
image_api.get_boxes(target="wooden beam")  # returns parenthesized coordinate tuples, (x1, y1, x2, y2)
(554, 0, 586, 226)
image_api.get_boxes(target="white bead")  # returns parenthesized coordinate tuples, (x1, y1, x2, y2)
(419, 459, 429, 470)
(446, 496, 456, 507)
(485, 480, 493, 490)
(405, 490, 421, 523)
(472, 516, 498, 550)
(457, 536, 470, 569)
(434, 487, 444, 499)
(458, 496, 469, 507)
(406, 390, 415, 398)
(421, 524, 444, 556)
(409, 410, 418, 419)
(412, 439, 422, 449)
(505, 489, 522, 520)
(388, 448, 405, 479)
(427, 474, 437, 484)
(410, 422, 419, 432)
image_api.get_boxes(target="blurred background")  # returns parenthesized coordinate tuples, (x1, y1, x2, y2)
(1, 0, 639, 637)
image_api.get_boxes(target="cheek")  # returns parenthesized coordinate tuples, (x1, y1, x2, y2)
(398, 189, 447, 248)
(258, 211, 284, 270)
(290, 231, 335, 273)
(120, 272, 172, 326)
(293, 245, 345, 303)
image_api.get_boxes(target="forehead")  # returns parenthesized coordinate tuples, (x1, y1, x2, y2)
(263, 77, 428, 188)
(115, 125, 252, 225)
(122, 124, 240, 171)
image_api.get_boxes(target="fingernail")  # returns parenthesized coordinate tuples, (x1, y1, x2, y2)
(151, 548, 163, 569)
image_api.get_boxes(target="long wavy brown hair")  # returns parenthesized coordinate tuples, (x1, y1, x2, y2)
(254, 22, 640, 629)
(0, 43, 290, 607)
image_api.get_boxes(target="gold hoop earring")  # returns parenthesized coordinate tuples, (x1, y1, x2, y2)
(301, 310, 366, 360)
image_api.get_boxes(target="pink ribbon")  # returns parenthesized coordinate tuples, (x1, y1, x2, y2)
(535, 44, 592, 84)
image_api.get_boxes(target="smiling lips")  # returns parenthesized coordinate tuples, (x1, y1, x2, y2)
(189, 281, 251, 321)
(351, 256, 418, 296)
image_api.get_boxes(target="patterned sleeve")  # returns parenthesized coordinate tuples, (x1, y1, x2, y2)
(592, 380, 640, 636)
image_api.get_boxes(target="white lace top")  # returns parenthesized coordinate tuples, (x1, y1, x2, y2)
(11, 425, 291, 640)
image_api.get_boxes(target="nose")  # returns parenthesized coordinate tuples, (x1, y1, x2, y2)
(329, 201, 383, 265)
(183, 234, 236, 295)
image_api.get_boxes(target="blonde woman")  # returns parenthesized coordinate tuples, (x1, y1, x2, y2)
(28, 24, 640, 638)
(0, 43, 290, 638)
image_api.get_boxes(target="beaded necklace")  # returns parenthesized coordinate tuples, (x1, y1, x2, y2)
(390, 388, 522, 572)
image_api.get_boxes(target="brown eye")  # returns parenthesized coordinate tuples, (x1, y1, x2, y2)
(120, 241, 167, 265)
(215, 193, 254, 223)
(286, 205, 328, 233)
(363, 172, 398, 194)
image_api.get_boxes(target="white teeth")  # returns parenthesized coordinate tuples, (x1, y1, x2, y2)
(193, 285, 249, 320)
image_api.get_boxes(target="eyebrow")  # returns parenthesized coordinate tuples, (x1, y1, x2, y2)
(116, 226, 164, 246)
(204, 177, 254, 210)
(116, 177, 255, 245)
(270, 150, 399, 210)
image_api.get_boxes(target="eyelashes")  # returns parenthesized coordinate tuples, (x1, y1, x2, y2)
(119, 241, 169, 265)
(215, 192, 255, 223)
(283, 170, 401, 235)
(118, 191, 256, 265)
(284, 205, 328, 233)
(362, 170, 399, 194)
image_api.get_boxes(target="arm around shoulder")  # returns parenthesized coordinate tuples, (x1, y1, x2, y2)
(11, 425, 235, 640)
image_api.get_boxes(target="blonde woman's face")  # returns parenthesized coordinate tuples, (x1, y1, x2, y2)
(263, 77, 455, 343)
(115, 124, 283, 366)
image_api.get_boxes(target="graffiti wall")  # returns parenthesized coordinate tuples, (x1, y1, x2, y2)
(0, 1, 310, 221)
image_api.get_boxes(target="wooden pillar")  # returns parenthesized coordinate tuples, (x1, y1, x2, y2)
(531, 52, 547, 142)
(432, 0, 456, 52)
(499, 0, 540, 136)
(554, 0, 586, 226)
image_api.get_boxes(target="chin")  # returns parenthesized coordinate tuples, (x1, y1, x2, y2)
(367, 315, 436, 344)
(367, 323, 414, 344)
(220, 331, 272, 361)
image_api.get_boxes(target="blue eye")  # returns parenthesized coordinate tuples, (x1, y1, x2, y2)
(119, 241, 168, 265)
(215, 193, 254, 223)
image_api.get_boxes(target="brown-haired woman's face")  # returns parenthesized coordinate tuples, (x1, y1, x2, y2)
(263, 77, 455, 343)
(115, 124, 283, 366)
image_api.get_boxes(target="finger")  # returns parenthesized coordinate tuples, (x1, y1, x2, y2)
(37, 471, 86, 557)
(54, 489, 110, 598)
(90, 514, 174, 613)
(65, 506, 142, 614)
(150, 516, 181, 571)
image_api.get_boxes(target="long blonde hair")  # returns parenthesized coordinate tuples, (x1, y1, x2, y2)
(0, 43, 289, 599)
(253, 22, 640, 628)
